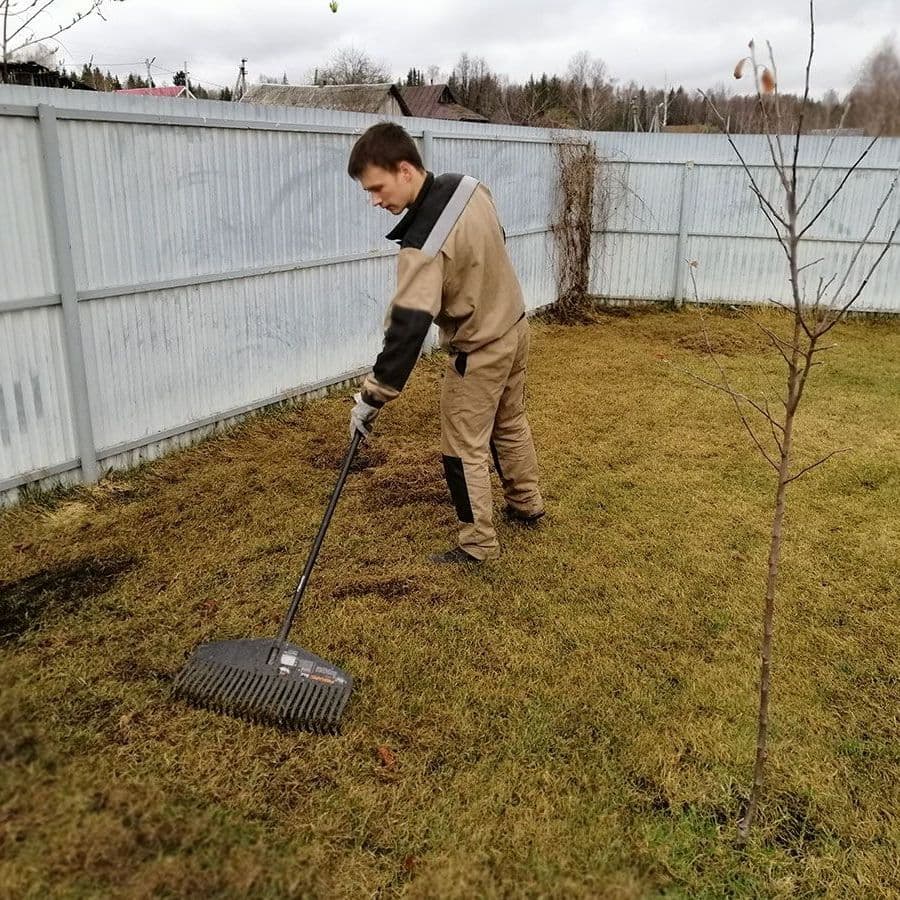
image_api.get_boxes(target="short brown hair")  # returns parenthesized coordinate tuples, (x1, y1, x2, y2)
(347, 122, 424, 178)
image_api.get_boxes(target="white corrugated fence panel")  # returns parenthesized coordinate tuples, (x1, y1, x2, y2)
(591, 233, 678, 301)
(1, 84, 898, 504)
(0, 308, 76, 480)
(81, 257, 391, 451)
(433, 136, 557, 232)
(0, 115, 56, 304)
(507, 232, 557, 311)
(61, 121, 386, 292)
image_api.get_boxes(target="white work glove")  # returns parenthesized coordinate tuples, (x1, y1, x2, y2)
(349, 391, 380, 440)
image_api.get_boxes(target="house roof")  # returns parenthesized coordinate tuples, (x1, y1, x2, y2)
(399, 84, 488, 122)
(116, 86, 190, 98)
(4, 60, 94, 90)
(240, 83, 411, 115)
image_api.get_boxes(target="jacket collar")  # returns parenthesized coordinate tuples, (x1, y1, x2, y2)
(386, 171, 435, 243)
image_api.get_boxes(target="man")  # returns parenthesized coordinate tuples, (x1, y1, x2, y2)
(347, 122, 544, 564)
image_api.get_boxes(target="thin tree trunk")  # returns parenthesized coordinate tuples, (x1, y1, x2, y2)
(738, 382, 797, 842)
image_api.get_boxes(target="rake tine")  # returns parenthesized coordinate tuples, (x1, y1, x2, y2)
(308, 683, 334, 730)
(271, 674, 294, 710)
(275, 678, 300, 725)
(173, 431, 360, 733)
(325, 685, 348, 733)
(297, 681, 323, 726)
(198, 663, 226, 701)
(173, 639, 353, 733)
(234, 671, 265, 716)
(312, 685, 335, 732)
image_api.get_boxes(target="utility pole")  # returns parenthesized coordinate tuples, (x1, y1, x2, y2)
(234, 58, 247, 100)
(144, 56, 155, 87)
(663, 72, 669, 129)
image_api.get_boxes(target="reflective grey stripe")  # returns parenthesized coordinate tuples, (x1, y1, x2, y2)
(421, 175, 479, 257)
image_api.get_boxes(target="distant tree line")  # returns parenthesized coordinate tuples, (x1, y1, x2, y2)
(435, 42, 900, 135)
(309, 41, 899, 135)
(12, 35, 897, 131)
(53, 64, 232, 100)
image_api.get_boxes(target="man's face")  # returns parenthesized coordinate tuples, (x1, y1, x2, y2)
(357, 162, 417, 215)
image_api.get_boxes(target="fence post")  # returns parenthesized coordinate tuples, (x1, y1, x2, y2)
(672, 160, 695, 308)
(37, 104, 98, 483)
(422, 129, 434, 170)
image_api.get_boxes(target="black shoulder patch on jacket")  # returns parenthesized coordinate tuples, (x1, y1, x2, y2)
(372, 306, 434, 392)
(386, 173, 465, 250)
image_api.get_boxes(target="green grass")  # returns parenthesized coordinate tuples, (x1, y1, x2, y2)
(1, 308, 898, 898)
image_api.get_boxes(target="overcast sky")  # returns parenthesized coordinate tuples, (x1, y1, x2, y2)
(27, 0, 900, 97)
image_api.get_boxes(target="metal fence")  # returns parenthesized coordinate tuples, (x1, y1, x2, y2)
(1, 85, 898, 505)
(588, 131, 900, 308)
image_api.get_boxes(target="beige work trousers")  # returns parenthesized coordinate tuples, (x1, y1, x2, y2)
(440, 317, 543, 560)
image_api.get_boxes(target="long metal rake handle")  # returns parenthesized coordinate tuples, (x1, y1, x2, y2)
(270, 429, 363, 656)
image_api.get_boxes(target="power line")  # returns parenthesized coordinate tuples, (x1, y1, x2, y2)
(66, 57, 230, 92)
(150, 62, 227, 90)
(71, 61, 146, 68)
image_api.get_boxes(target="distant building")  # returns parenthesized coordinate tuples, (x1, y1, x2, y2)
(810, 128, 867, 136)
(399, 84, 488, 123)
(241, 83, 410, 117)
(661, 124, 718, 134)
(1, 61, 92, 90)
(116, 86, 195, 99)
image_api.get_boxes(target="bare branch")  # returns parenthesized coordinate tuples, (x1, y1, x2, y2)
(687, 262, 700, 305)
(815, 272, 838, 307)
(7, 0, 72, 41)
(817, 207, 900, 336)
(698, 309, 779, 417)
(763, 40, 788, 178)
(784, 448, 851, 484)
(798, 101, 853, 213)
(764, 296, 796, 314)
(675, 367, 772, 422)
(738, 309, 796, 367)
(753, 191, 791, 260)
(790, 338, 819, 413)
(700, 91, 791, 230)
(748, 41, 789, 190)
(4, 0, 106, 58)
(790, 1, 815, 197)
(798, 136, 880, 239)
(765, 401, 785, 454)
(826, 167, 900, 306)
(677, 365, 781, 469)
(700, 310, 783, 439)
(797, 257, 824, 273)
(740, 414, 781, 471)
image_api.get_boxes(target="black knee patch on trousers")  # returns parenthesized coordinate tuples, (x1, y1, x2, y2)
(489, 439, 505, 481)
(442, 455, 474, 523)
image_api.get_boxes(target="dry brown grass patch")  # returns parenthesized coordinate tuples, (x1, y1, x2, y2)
(0, 308, 897, 898)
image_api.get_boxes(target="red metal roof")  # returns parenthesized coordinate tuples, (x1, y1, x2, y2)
(400, 85, 488, 122)
(115, 86, 187, 97)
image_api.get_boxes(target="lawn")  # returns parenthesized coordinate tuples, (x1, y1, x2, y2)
(1, 308, 898, 898)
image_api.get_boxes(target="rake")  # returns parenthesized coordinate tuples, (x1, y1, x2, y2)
(172, 430, 363, 733)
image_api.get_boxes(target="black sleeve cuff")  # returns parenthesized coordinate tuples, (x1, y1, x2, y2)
(372, 306, 435, 393)
(361, 391, 385, 408)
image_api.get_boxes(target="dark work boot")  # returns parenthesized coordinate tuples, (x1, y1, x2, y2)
(428, 547, 483, 565)
(504, 506, 545, 526)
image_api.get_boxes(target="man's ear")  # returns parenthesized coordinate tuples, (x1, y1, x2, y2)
(397, 160, 415, 181)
